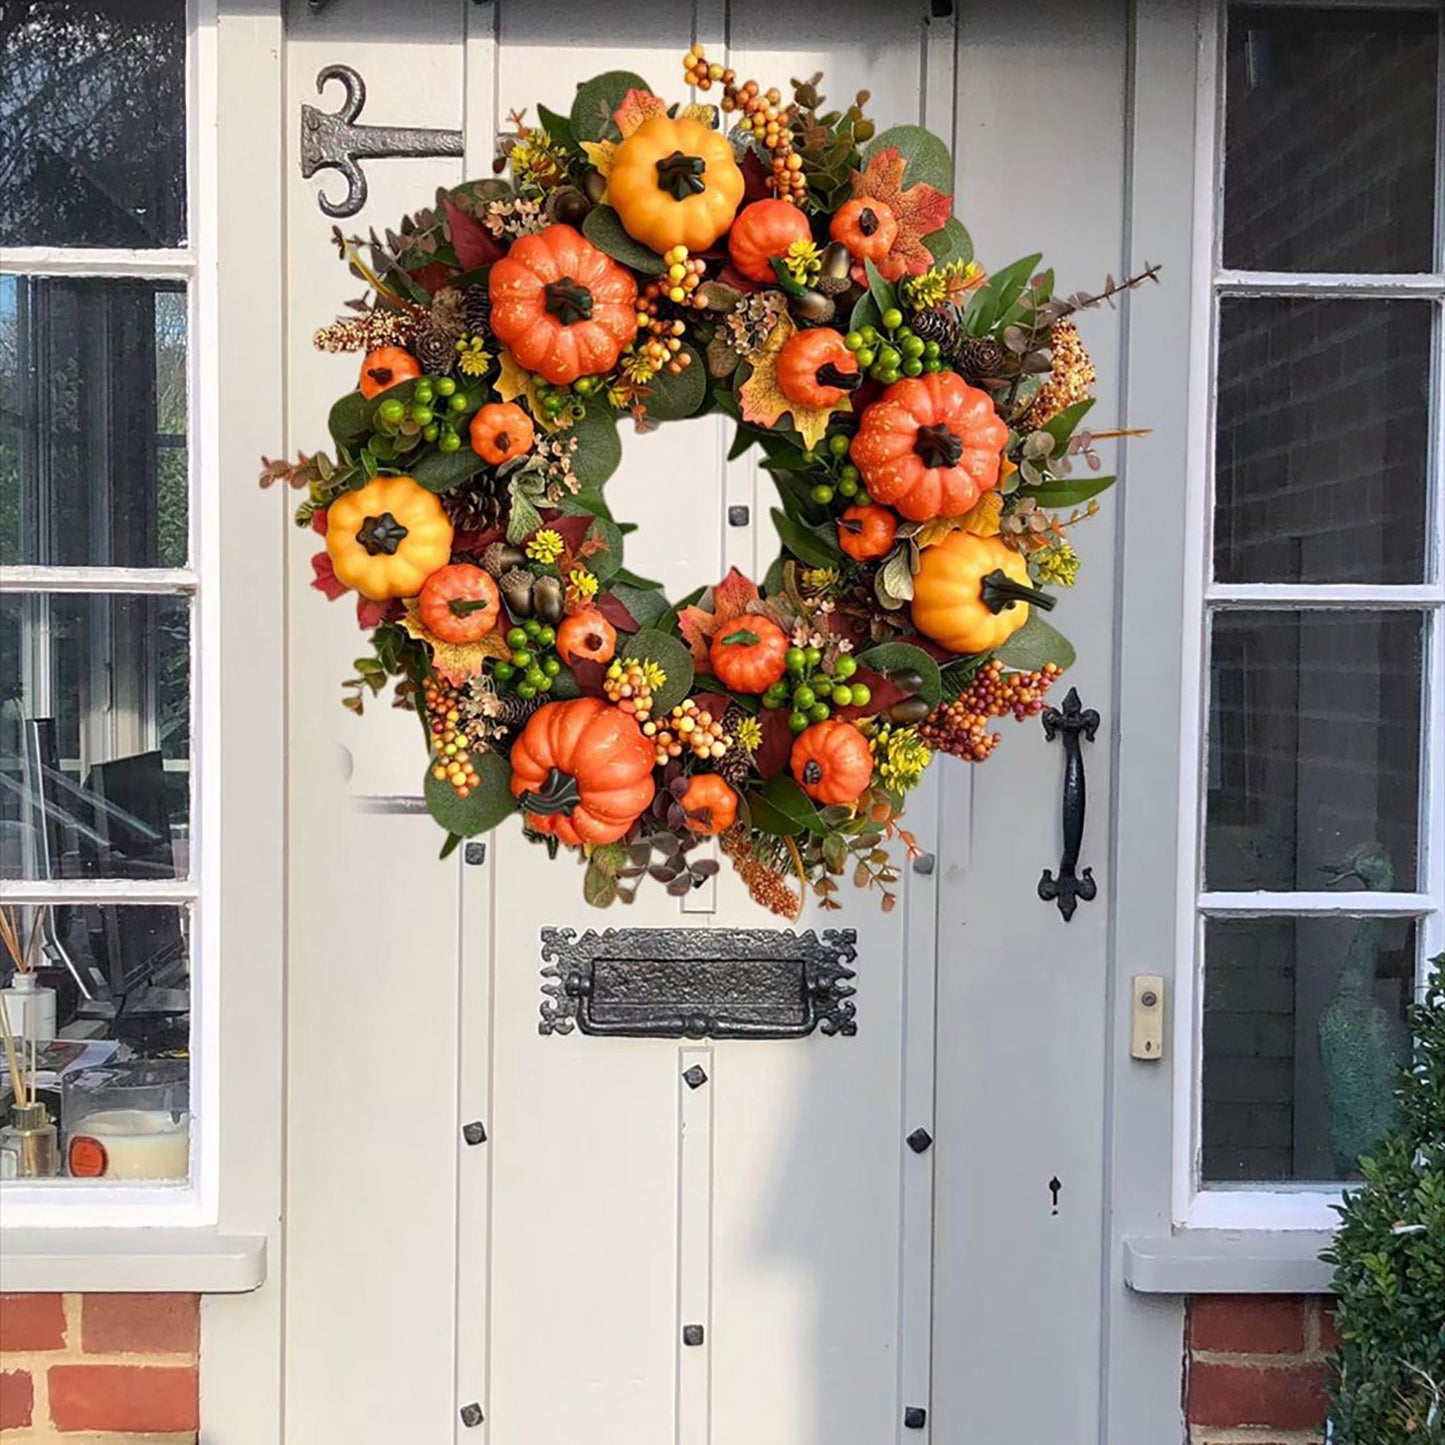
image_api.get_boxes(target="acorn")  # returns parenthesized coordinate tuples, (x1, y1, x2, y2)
(548, 185, 592, 227)
(531, 574, 565, 626)
(888, 696, 932, 725)
(581, 168, 608, 205)
(790, 289, 836, 325)
(482, 541, 526, 578)
(816, 242, 852, 295)
(499, 567, 535, 617)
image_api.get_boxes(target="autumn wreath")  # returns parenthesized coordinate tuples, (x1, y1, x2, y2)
(266, 53, 1154, 916)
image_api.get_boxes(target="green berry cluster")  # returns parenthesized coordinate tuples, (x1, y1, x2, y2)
(802, 431, 871, 511)
(761, 647, 873, 732)
(534, 374, 605, 423)
(843, 310, 943, 385)
(372, 375, 473, 459)
(492, 619, 562, 699)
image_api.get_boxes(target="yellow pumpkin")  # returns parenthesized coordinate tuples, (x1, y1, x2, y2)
(910, 532, 1051, 655)
(608, 115, 745, 254)
(325, 475, 454, 601)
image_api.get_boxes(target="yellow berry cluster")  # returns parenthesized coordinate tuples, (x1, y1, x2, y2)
(424, 678, 482, 798)
(682, 46, 806, 203)
(604, 658, 656, 721)
(642, 698, 731, 765)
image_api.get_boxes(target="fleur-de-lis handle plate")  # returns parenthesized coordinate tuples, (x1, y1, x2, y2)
(1038, 687, 1100, 922)
(299, 64, 464, 219)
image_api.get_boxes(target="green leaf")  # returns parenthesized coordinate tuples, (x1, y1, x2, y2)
(965, 253, 1043, 335)
(1043, 397, 1096, 450)
(863, 124, 954, 194)
(1023, 474, 1116, 509)
(583, 857, 620, 907)
(438, 831, 463, 861)
(409, 445, 485, 493)
(536, 103, 575, 149)
(423, 750, 516, 837)
(864, 258, 898, 318)
(548, 667, 582, 700)
(570, 70, 651, 142)
(995, 612, 1077, 672)
(624, 628, 694, 715)
(567, 406, 622, 490)
(583, 513, 626, 582)
(582, 204, 666, 275)
(610, 581, 669, 629)
(641, 346, 707, 420)
(922, 217, 973, 268)
(747, 775, 827, 836)
(857, 642, 942, 708)
(771, 508, 841, 569)
(849, 292, 882, 335)
(328, 389, 372, 450)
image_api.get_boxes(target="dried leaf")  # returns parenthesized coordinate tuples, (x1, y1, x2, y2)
(310, 551, 348, 601)
(739, 315, 848, 452)
(677, 566, 763, 667)
(580, 138, 618, 184)
(614, 88, 668, 139)
(400, 603, 510, 685)
(959, 492, 1002, 537)
(849, 147, 953, 282)
(494, 349, 562, 432)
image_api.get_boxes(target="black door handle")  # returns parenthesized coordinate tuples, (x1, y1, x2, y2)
(1038, 687, 1099, 922)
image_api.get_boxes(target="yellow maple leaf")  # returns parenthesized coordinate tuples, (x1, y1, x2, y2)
(959, 492, 1002, 537)
(738, 315, 850, 453)
(401, 604, 510, 686)
(914, 515, 964, 548)
(679, 102, 717, 127)
(494, 349, 563, 433)
(580, 138, 617, 185)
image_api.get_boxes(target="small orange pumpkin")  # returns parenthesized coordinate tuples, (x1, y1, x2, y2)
(837, 503, 898, 562)
(469, 402, 535, 465)
(677, 774, 739, 836)
(489, 225, 638, 385)
(556, 609, 617, 666)
(910, 531, 1052, 655)
(790, 720, 874, 806)
(777, 328, 861, 409)
(418, 565, 500, 644)
(358, 347, 422, 400)
(608, 115, 745, 254)
(509, 698, 656, 846)
(829, 197, 899, 264)
(728, 199, 814, 284)
(709, 615, 790, 694)
(850, 373, 1008, 522)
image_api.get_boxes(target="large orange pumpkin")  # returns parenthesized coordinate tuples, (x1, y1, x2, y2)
(790, 720, 874, 806)
(777, 328, 861, 409)
(728, 199, 813, 284)
(489, 225, 638, 386)
(677, 774, 739, 836)
(418, 565, 500, 644)
(509, 698, 656, 846)
(849, 373, 1008, 522)
(609, 116, 746, 254)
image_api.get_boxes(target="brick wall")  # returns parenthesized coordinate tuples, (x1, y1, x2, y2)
(0, 1294, 197, 1443)
(1186, 1295, 1337, 1445)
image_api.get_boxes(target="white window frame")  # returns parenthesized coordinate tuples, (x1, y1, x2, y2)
(1171, 0, 1445, 1232)
(0, 0, 220, 1229)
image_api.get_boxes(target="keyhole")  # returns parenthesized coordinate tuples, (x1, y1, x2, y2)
(1048, 1176, 1061, 1214)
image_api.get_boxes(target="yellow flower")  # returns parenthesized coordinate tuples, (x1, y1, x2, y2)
(872, 724, 931, 792)
(525, 529, 565, 565)
(782, 239, 823, 286)
(567, 566, 599, 600)
(455, 335, 492, 378)
(734, 716, 763, 753)
(640, 659, 668, 692)
(1033, 539, 1080, 588)
(799, 566, 842, 595)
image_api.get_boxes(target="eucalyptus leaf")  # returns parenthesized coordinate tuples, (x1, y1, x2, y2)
(582, 204, 666, 275)
(409, 445, 485, 493)
(583, 859, 620, 907)
(328, 390, 371, 450)
(849, 292, 882, 335)
(570, 69, 651, 142)
(857, 642, 942, 708)
(625, 628, 694, 715)
(862, 124, 954, 194)
(642, 346, 707, 420)
(875, 548, 915, 607)
(423, 750, 516, 837)
(864, 258, 898, 318)
(535, 103, 575, 149)
(610, 581, 669, 629)
(567, 406, 622, 490)
(995, 612, 1077, 672)
(922, 217, 973, 268)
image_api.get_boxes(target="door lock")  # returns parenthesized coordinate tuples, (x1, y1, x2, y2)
(1131, 975, 1164, 1060)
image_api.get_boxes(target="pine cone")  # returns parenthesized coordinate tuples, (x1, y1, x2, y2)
(494, 691, 541, 730)
(414, 325, 456, 376)
(443, 478, 507, 534)
(907, 307, 958, 351)
(462, 286, 491, 338)
(951, 337, 1008, 386)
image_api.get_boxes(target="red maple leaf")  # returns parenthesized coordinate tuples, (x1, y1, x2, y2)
(442, 198, 506, 272)
(850, 147, 952, 282)
(356, 597, 401, 630)
(677, 568, 762, 667)
(310, 551, 348, 601)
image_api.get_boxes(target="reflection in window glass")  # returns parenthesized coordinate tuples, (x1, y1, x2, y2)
(1206, 610, 1422, 892)
(0, 276, 189, 569)
(1223, 8, 1438, 273)
(1202, 915, 1414, 1183)
(0, 593, 190, 880)
(0, 0, 187, 247)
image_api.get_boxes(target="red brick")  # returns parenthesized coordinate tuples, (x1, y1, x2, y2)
(1189, 1359, 1330, 1430)
(1318, 1302, 1343, 1353)
(82, 1294, 199, 1355)
(1190, 1295, 1309, 1355)
(48, 1363, 199, 1434)
(0, 1293, 67, 1352)
(0, 1369, 33, 1431)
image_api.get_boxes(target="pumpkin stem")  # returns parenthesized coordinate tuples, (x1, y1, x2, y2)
(979, 568, 1057, 615)
(913, 423, 964, 469)
(544, 278, 595, 325)
(493, 431, 511, 454)
(365, 365, 395, 387)
(517, 766, 582, 818)
(655, 150, 707, 200)
(802, 760, 823, 785)
(356, 512, 409, 556)
(720, 627, 761, 647)
(858, 206, 880, 237)
(448, 597, 494, 617)
(816, 362, 862, 393)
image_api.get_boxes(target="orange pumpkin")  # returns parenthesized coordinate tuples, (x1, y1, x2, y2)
(790, 720, 874, 806)
(608, 115, 745, 254)
(489, 225, 638, 386)
(556, 609, 617, 666)
(849, 373, 1008, 522)
(837, 503, 898, 562)
(708, 615, 790, 693)
(910, 531, 1051, 654)
(509, 698, 656, 846)
(358, 347, 422, 400)
(777, 328, 861, 409)
(728, 198, 814, 284)
(469, 402, 535, 465)
(418, 565, 500, 644)
(677, 774, 739, 836)
(828, 197, 899, 264)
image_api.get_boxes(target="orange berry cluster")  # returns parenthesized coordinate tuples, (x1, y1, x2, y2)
(918, 662, 1062, 763)
(604, 659, 655, 721)
(682, 46, 806, 203)
(424, 678, 483, 797)
(642, 698, 731, 765)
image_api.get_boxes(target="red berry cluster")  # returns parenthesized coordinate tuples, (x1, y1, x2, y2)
(919, 662, 1062, 762)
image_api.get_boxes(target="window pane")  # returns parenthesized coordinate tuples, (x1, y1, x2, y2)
(1223, 8, 1439, 273)
(1202, 915, 1414, 1183)
(0, 593, 190, 880)
(1205, 610, 1423, 891)
(0, 0, 187, 247)
(1214, 297, 1432, 585)
(0, 276, 188, 569)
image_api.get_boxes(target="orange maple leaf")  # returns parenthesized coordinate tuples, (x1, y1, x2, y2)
(614, 89, 669, 140)
(400, 604, 510, 686)
(739, 314, 850, 452)
(677, 567, 762, 667)
(850, 147, 953, 282)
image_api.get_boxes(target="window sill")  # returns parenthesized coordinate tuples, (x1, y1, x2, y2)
(0, 1228, 266, 1294)
(1123, 1230, 1336, 1294)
